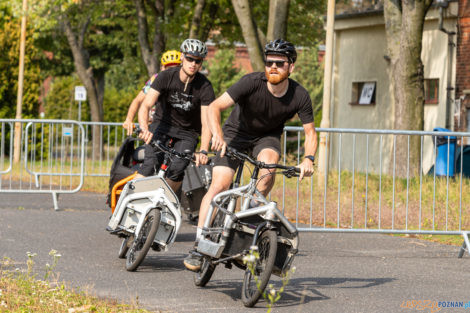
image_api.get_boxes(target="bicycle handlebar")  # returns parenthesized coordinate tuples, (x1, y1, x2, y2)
(134, 126, 194, 161)
(225, 147, 300, 177)
(151, 140, 194, 161)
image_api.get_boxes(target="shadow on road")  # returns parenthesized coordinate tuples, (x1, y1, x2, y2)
(175, 231, 196, 243)
(123, 253, 188, 273)
(195, 275, 394, 308)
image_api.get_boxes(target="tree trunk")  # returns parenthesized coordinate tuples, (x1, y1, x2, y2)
(267, 0, 290, 41)
(231, 0, 265, 71)
(200, 3, 219, 42)
(135, 0, 165, 76)
(189, 0, 206, 39)
(384, 0, 432, 177)
(62, 16, 103, 160)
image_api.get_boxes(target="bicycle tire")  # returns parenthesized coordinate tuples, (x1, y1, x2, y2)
(126, 208, 161, 271)
(118, 236, 131, 259)
(194, 257, 216, 287)
(241, 229, 277, 307)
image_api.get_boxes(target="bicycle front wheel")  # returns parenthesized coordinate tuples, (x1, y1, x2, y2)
(126, 208, 161, 271)
(194, 257, 216, 287)
(241, 229, 277, 307)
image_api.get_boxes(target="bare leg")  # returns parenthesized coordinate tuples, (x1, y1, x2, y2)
(198, 166, 235, 229)
(184, 165, 235, 271)
(256, 148, 280, 197)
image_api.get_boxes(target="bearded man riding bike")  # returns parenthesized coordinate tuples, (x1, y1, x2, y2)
(184, 39, 318, 271)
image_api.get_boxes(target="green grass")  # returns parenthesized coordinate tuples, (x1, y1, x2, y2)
(0, 253, 157, 313)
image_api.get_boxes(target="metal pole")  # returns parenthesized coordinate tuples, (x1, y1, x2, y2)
(13, 0, 28, 163)
(317, 0, 335, 186)
(78, 100, 82, 121)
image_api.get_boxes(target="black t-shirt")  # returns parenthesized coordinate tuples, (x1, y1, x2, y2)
(151, 66, 215, 141)
(224, 72, 313, 137)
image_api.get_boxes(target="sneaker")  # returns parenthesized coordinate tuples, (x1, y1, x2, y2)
(184, 250, 202, 272)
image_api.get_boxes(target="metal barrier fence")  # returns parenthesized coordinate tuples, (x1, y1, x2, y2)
(1, 119, 469, 256)
(282, 126, 470, 257)
(79, 122, 131, 177)
(0, 119, 85, 210)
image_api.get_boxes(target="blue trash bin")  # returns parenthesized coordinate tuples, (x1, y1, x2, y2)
(433, 127, 456, 177)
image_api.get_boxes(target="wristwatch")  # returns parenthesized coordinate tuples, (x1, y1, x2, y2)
(304, 155, 315, 163)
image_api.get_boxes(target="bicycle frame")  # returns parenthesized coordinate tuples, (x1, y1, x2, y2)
(196, 152, 299, 275)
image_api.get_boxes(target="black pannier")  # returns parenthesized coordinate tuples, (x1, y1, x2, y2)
(180, 159, 213, 221)
(107, 137, 143, 207)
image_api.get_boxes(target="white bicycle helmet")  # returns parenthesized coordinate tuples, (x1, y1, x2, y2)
(180, 39, 208, 58)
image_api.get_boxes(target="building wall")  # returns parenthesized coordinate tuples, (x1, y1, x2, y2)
(330, 7, 458, 174)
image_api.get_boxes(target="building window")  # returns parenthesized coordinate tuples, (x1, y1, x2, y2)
(424, 79, 439, 104)
(351, 82, 376, 105)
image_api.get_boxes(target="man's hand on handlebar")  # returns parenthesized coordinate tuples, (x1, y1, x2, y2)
(211, 133, 227, 157)
(123, 120, 135, 136)
(195, 151, 208, 167)
(297, 158, 314, 181)
(138, 127, 153, 144)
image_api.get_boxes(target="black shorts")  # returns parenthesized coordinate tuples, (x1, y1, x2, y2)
(212, 131, 281, 171)
(138, 134, 197, 182)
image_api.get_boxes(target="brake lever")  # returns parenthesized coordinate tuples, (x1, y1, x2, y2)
(282, 168, 299, 178)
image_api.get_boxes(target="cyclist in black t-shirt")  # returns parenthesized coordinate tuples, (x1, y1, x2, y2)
(184, 39, 318, 271)
(122, 50, 182, 135)
(136, 39, 215, 193)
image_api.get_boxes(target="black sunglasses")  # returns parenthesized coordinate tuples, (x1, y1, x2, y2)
(185, 55, 203, 64)
(264, 60, 288, 67)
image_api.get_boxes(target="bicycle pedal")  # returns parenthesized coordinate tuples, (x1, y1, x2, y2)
(224, 262, 232, 269)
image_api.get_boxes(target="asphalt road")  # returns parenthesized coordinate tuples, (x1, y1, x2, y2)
(1, 192, 469, 313)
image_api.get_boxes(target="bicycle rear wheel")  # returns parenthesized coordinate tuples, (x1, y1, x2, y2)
(126, 208, 161, 271)
(241, 229, 277, 307)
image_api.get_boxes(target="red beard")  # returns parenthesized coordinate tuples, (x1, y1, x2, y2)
(265, 68, 289, 85)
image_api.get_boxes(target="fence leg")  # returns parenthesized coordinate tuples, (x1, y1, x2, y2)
(34, 174, 40, 188)
(458, 232, 470, 258)
(52, 192, 60, 211)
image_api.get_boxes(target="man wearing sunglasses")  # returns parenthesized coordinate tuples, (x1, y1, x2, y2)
(184, 39, 318, 271)
(136, 39, 215, 193)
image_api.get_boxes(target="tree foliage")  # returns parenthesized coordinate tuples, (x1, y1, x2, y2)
(0, 3, 41, 118)
(206, 48, 245, 122)
(1, 0, 327, 123)
(230, 0, 326, 71)
(289, 46, 324, 117)
(207, 49, 245, 97)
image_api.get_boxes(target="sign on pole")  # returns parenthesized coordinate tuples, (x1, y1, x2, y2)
(74, 86, 86, 121)
(74, 86, 87, 101)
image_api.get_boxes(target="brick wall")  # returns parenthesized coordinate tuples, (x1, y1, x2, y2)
(456, 0, 470, 97)
(206, 45, 253, 73)
(455, 0, 470, 131)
